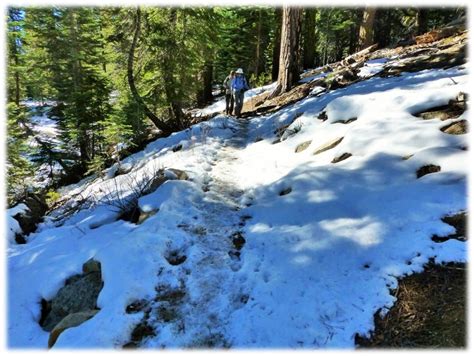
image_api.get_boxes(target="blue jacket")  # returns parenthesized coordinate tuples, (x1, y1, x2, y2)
(231, 75, 249, 92)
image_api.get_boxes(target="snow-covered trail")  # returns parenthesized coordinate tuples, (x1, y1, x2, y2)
(143, 118, 253, 347)
(8, 64, 468, 349)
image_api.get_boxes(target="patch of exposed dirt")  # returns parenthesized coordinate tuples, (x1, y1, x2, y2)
(356, 262, 466, 348)
(416, 164, 441, 178)
(432, 211, 467, 243)
(279, 187, 292, 196)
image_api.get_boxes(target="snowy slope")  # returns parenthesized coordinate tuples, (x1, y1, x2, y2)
(7, 63, 468, 349)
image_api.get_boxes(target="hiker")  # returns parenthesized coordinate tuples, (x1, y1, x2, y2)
(223, 70, 235, 115)
(231, 68, 249, 118)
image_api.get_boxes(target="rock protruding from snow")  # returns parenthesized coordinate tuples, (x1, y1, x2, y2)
(441, 120, 467, 135)
(332, 152, 352, 163)
(415, 92, 466, 121)
(48, 310, 99, 348)
(295, 140, 312, 153)
(41, 260, 103, 334)
(115, 163, 134, 177)
(313, 137, 344, 156)
(10, 193, 48, 243)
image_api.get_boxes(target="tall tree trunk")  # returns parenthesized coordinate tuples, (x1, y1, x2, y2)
(358, 7, 377, 50)
(416, 8, 429, 35)
(323, 10, 330, 65)
(162, 9, 186, 130)
(69, 10, 90, 170)
(349, 9, 363, 54)
(302, 8, 316, 70)
(271, 7, 282, 81)
(270, 6, 302, 98)
(197, 61, 213, 107)
(14, 53, 20, 106)
(127, 7, 173, 134)
(254, 8, 263, 77)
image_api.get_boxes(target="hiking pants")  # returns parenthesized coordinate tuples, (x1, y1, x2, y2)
(233, 90, 245, 117)
(225, 93, 234, 115)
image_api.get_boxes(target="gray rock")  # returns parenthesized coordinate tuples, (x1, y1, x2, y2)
(295, 140, 312, 153)
(143, 175, 168, 196)
(48, 310, 98, 348)
(13, 193, 48, 237)
(167, 168, 189, 181)
(332, 152, 352, 163)
(42, 271, 103, 331)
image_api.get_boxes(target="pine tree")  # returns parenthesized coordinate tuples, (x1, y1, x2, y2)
(358, 7, 377, 50)
(6, 103, 34, 204)
(302, 8, 316, 69)
(7, 8, 25, 105)
(270, 6, 302, 97)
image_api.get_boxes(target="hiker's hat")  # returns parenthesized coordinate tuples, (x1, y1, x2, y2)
(236, 68, 244, 74)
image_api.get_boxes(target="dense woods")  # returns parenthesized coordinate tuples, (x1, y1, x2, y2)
(6, 6, 464, 205)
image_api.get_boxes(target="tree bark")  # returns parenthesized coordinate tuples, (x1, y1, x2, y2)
(271, 7, 283, 81)
(416, 8, 429, 35)
(14, 53, 20, 106)
(197, 61, 213, 107)
(255, 9, 264, 78)
(270, 6, 302, 98)
(349, 9, 363, 54)
(302, 8, 316, 69)
(127, 7, 173, 134)
(358, 7, 377, 50)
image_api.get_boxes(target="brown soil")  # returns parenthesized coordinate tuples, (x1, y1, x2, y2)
(416, 164, 441, 178)
(356, 261, 466, 349)
(432, 211, 467, 243)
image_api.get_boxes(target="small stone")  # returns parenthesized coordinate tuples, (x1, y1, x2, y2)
(313, 137, 344, 155)
(172, 144, 183, 152)
(48, 310, 98, 348)
(82, 259, 101, 274)
(279, 187, 292, 196)
(441, 120, 467, 135)
(167, 168, 189, 181)
(332, 152, 352, 163)
(137, 209, 158, 224)
(318, 111, 328, 121)
(231, 232, 246, 250)
(295, 140, 312, 153)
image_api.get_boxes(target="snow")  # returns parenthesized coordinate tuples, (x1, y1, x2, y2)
(357, 58, 389, 78)
(21, 101, 64, 189)
(7, 60, 468, 349)
(299, 71, 328, 83)
(6, 204, 29, 245)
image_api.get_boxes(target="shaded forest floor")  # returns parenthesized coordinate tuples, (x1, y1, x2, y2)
(356, 262, 466, 348)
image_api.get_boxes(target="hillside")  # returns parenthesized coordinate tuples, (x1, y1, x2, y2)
(7, 30, 468, 349)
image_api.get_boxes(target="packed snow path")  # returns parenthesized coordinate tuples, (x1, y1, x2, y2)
(142, 118, 253, 347)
